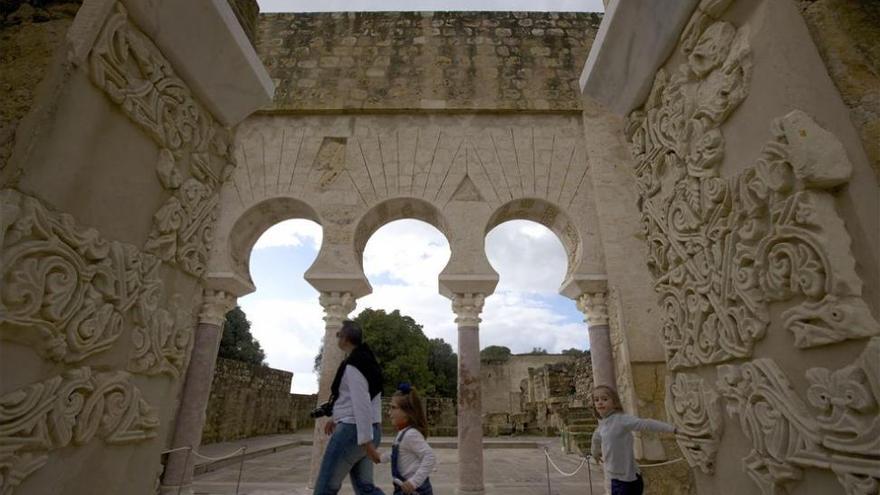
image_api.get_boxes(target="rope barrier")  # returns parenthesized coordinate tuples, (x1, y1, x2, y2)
(638, 457, 686, 467)
(190, 446, 247, 462)
(542, 448, 592, 477)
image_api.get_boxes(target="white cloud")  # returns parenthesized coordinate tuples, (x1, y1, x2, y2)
(252, 219, 323, 251)
(486, 220, 568, 294)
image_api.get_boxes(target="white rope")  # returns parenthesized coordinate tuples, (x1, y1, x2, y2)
(639, 457, 686, 468)
(542, 448, 591, 477)
(190, 446, 247, 462)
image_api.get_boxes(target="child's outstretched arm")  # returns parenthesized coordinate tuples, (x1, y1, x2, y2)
(626, 415, 676, 434)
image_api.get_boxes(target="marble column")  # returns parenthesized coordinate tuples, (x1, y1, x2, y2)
(452, 293, 486, 495)
(160, 289, 237, 495)
(577, 291, 616, 389)
(307, 291, 357, 487)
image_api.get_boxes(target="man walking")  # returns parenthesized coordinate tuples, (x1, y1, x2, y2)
(313, 320, 385, 494)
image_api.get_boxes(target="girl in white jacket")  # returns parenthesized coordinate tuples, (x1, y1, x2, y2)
(380, 383, 436, 495)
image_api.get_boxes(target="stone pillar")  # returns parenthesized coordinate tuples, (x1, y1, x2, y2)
(307, 291, 357, 487)
(160, 289, 237, 495)
(452, 293, 486, 495)
(577, 291, 616, 389)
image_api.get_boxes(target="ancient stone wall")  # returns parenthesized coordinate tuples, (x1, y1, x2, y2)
(201, 358, 316, 443)
(256, 11, 601, 111)
(798, 0, 880, 183)
(481, 353, 577, 416)
(0, 1, 81, 172)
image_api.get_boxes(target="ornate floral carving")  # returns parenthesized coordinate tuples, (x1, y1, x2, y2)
(0, 190, 191, 378)
(198, 289, 237, 326)
(0, 368, 159, 494)
(666, 373, 722, 474)
(576, 291, 609, 327)
(452, 293, 485, 327)
(717, 338, 880, 495)
(319, 292, 356, 327)
(88, 3, 234, 278)
(625, 9, 878, 369)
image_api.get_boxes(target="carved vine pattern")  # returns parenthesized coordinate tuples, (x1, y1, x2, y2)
(88, 3, 236, 278)
(624, 1, 880, 490)
(666, 372, 722, 474)
(0, 367, 160, 494)
(0, 190, 192, 377)
(717, 337, 880, 495)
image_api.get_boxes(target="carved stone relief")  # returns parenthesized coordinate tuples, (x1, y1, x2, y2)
(452, 293, 485, 327)
(625, 12, 878, 371)
(88, 3, 235, 278)
(624, 2, 880, 491)
(666, 372, 722, 474)
(0, 367, 159, 494)
(717, 337, 880, 495)
(315, 137, 348, 189)
(0, 190, 190, 378)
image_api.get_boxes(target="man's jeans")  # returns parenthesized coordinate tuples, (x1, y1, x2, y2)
(313, 422, 385, 495)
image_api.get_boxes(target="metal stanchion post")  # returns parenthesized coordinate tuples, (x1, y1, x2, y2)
(235, 446, 247, 495)
(586, 455, 593, 495)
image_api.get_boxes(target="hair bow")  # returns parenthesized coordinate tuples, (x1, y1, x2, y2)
(397, 382, 412, 394)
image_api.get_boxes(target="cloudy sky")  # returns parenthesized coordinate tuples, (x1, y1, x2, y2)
(258, 0, 604, 12)
(241, 219, 587, 393)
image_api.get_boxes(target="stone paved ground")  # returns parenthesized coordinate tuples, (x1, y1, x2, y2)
(191, 435, 605, 495)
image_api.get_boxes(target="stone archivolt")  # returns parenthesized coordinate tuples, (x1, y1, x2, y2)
(88, 3, 235, 278)
(0, 190, 191, 377)
(717, 337, 880, 495)
(0, 367, 159, 494)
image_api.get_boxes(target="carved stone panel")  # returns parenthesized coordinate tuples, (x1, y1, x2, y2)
(0, 190, 191, 377)
(625, 12, 879, 370)
(0, 367, 159, 495)
(87, 2, 235, 278)
(666, 372, 722, 474)
(717, 337, 880, 495)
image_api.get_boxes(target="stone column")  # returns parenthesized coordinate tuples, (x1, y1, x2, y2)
(452, 293, 486, 495)
(160, 289, 237, 495)
(577, 291, 616, 389)
(307, 291, 357, 487)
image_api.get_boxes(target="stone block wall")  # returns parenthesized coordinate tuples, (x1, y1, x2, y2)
(256, 11, 601, 111)
(202, 358, 317, 443)
(382, 396, 457, 437)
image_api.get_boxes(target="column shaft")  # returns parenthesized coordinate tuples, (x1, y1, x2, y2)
(160, 290, 235, 495)
(452, 293, 486, 495)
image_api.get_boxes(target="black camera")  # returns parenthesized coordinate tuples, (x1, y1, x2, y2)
(310, 401, 333, 418)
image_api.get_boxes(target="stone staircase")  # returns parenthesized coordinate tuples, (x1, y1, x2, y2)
(560, 405, 598, 455)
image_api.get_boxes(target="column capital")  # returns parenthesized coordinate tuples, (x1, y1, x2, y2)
(577, 291, 609, 327)
(452, 293, 486, 327)
(319, 291, 356, 326)
(199, 289, 237, 326)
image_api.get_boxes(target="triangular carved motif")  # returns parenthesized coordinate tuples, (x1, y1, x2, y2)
(451, 174, 484, 202)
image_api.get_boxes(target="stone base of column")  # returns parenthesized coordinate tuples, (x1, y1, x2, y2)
(456, 486, 485, 495)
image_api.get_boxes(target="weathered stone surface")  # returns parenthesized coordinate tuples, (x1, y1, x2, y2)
(799, 0, 880, 183)
(202, 358, 317, 443)
(257, 11, 602, 111)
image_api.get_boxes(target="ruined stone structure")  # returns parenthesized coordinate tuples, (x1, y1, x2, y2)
(1, 1, 878, 495)
(201, 358, 316, 444)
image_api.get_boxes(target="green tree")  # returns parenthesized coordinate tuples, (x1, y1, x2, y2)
(356, 308, 435, 397)
(480, 345, 512, 362)
(218, 306, 266, 365)
(312, 309, 458, 398)
(427, 338, 457, 398)
(526, 347, 549, 355)
(561, 348, 589, 358)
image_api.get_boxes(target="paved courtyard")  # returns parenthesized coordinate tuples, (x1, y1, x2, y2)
(190, 435, 605, 495)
